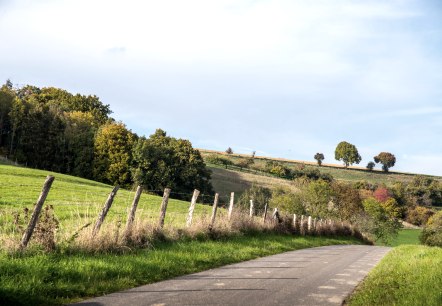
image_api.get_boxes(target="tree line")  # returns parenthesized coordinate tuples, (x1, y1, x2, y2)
(0, 81, 213, 198)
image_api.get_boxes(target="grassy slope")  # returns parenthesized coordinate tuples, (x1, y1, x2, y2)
(348, 245, 442, 306)
(201, 150, 442, 189)
(383, 229, 422, 247)
(209, 166, 297, 199)
(0, 164, 213, 242)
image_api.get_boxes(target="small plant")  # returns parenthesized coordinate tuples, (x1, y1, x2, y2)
(420, 211, 442, 247)
(33, 205, 59, 251)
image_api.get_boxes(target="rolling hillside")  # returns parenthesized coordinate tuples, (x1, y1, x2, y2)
(200, 149, 442, 196)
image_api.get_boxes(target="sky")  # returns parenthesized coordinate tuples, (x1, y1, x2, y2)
(1, 0, 441, 175)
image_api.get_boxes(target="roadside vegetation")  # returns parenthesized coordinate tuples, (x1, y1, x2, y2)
(0, 233, 363, 306)
(348, 245, 442, 306)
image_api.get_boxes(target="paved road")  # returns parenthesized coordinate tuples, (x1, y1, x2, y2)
(74, 245, 391, 306)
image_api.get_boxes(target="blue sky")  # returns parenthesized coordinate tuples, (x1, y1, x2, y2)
(1, 0, 441, 175)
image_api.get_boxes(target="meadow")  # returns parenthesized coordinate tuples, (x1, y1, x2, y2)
(348, 245, 442, 306)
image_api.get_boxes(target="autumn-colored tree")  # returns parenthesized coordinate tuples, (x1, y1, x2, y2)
(334, 141, 361, 168)
(373, 187, 391, 203)
(374, 152, 396, 172)
(330, 181, 363, 221)
(93, 122, 136, 186)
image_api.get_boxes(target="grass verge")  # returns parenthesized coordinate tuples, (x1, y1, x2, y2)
(347, 245, 442, 306)
(0, 233, 363, 305)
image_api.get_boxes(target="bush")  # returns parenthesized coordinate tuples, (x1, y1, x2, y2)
(420, 211, 442, 247)
(406, 206, 435, 226)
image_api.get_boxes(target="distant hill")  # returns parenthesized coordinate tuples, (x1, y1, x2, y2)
(199, 149, 442, 196)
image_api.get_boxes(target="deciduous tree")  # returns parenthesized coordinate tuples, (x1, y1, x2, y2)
(334, 141, 361, 168)
(314, 153, 325, 166)
(374, 152, 396, 172)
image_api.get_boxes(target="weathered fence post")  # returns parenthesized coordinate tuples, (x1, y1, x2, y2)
(209, 193, 219, 229)
(272, 207, 280, 223)
(263, 203, 268, 223)
(228, 192, 234, 220)
(124, 185, 142, 236)
(186, 189, 200, 227)
(293, 214, 297, 230)
(92, 185, 119, 237)
(249, 199, 254, 217)
(20, 175, 55, 250)
(158, 188, 171, 228)
(308, 216, 312, 233)
(313, 218, 317, 230)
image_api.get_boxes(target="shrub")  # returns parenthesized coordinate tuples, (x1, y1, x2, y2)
(420, 211, 442, 247)
(406, 206, 435, 226)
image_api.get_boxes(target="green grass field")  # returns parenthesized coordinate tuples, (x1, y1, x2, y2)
(0, 164, 214, 245)
(384, 229, 422, 247)
(348, 245, 442, 306)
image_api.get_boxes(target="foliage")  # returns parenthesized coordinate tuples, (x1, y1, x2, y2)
(225, 147, 233, 154)
(314, 153, 324, 166)
(0, 81, 214, 195)
(334, 141, 361, 168)
(366, 161, 375, 171)
(330, 181, 363, 221)
(405, 206, 434, 226)
(236, 157, 254, 169)
(360, 198, 402, 244)
(131, 129, 213, 198)
(205, 154, 233, 168)
(270, 188, 305, 215)
(420, 211, 442, 247)
(237, 185, 271, 214)
(265, 161, 291, 178)
(374, 152, 396, 172)
(93, 122, 136, 187)
(302, 179, 332, 218)
(373, 187, 391, 202)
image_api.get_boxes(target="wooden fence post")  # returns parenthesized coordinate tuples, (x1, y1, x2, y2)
(249, 199, 254, 217)
(124, 186, 142, 236)
(92, 185, 119, 237)
(228, 192, 234, 220)
(263, 203, 268, 223)
(308, 216, 312, 232)
(209, 193, 219, 229)
(20, 175, 55, 250)
(293, 214, 297, 229)
(186, 189, 200, 227)
(158, 188, 171, 228)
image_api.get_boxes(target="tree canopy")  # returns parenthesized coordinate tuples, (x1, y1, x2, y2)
(374, 152, 396, 172)
(334, 141, 361, 168)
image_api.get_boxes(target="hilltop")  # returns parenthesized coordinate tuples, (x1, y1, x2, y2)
(199, 149, 442, 196)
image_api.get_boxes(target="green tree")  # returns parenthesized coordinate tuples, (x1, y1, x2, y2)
(131, 129, 213, 198)
(0, 83, 15, 148)
(330, 181, 363, 221)
(302, 179, 332, 218)
(314, 153, 324, 166)
(366, 161, 375, 171)
(361, 198, 402, 244)
(225, 147, 233, 154)
(93, 122, 136, 186)
(270, 188, 305, 215)
(374, 152, 396, 172)
(64, 111, 97, 178)
(334, 141, 361, 168)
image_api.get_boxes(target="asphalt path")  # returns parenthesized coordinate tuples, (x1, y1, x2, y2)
(74, 245, 391, 306)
